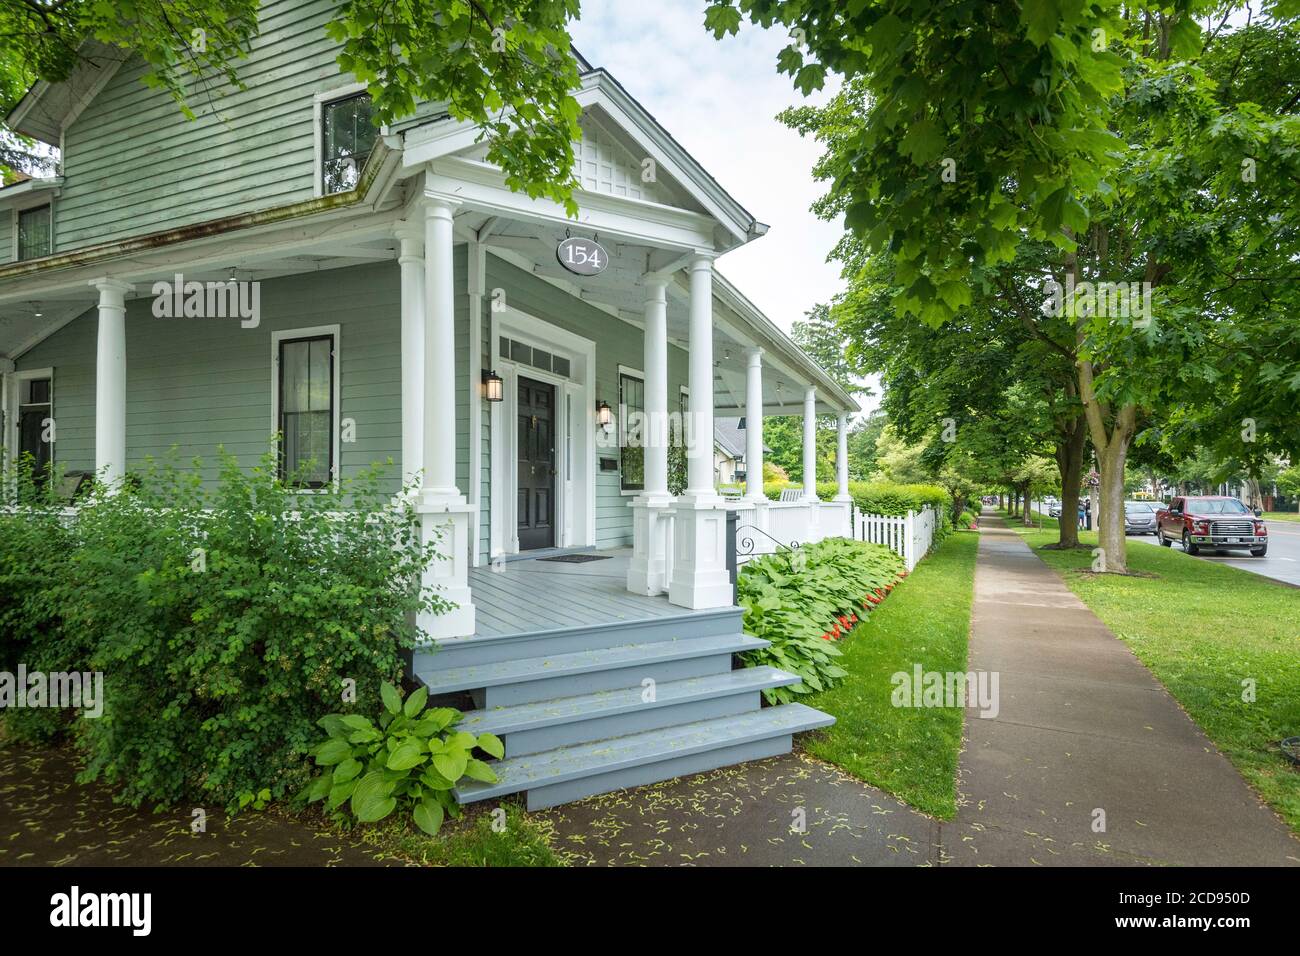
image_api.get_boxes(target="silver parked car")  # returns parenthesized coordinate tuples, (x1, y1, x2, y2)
(1123, 500, 1159, 535)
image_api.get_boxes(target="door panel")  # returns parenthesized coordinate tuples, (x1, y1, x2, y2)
(517, 376, 556, 550)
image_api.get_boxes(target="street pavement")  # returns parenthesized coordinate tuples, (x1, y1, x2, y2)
(1133, 519, 1300, 587)
(1029, 499, 1300, 587)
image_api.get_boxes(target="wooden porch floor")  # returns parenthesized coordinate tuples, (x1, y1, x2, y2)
(468, 549, 701, 638)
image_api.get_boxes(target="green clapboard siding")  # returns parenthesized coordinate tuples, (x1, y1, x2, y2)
(56, 0, 358, 252)
(17, 261, 404, 492)
(13, 247, 688, 558)
(483, 255, 689, 550)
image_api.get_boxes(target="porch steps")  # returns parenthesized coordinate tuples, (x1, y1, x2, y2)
(414, 633, 767, 707)
(421, 606, 742, 670)
(454, 704, 835, 811)
(457, 667, 801, 757)
(411, 604, 835, 811)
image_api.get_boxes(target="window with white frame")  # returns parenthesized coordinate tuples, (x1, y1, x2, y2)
(16, 373, 54, 485)
(276, 334, 335, 487)
(321, 92, 376, 194)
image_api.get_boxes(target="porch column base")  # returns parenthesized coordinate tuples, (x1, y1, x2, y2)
(667, 496, 733, 610)
(627, 493, 674, 596)
(415, 497, 477, 639)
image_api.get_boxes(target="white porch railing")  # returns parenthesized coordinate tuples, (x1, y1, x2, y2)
(730, 498, 853, 567)
(854, 505, 941, 571)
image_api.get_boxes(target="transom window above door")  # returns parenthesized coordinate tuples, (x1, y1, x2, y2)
(499, 336, 571, 378)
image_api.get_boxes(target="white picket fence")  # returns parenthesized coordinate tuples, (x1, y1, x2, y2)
(854, 505, 941, 571)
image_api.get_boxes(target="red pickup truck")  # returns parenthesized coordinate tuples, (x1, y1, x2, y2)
(1156, 496, 1268, 557)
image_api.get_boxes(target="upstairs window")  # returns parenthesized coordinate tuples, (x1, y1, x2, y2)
(17, 204, 51, 260)
(321, 93, 375, 194)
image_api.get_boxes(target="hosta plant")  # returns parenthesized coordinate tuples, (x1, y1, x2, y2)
(302, 682, 503, 836)
(738, 538, 906, 704)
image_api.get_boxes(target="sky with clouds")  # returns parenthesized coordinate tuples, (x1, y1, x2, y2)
(570, 1, 879, 412)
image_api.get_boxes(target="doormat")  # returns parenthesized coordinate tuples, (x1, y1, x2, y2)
(536, 554, 612, 564)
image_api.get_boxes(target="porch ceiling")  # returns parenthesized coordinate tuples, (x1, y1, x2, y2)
(462, 211, 849, 417)
(0, 217, 403, 360)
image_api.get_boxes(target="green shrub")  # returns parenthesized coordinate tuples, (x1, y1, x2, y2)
(49, 449, 441, 810)
(738, 538, 906, 703)
(0, 457, 85, 741)
(764, 479, 950, 515)
(301, 682, 502, 835)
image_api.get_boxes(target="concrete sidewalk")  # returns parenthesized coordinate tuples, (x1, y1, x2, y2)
(944, 514, 1299, 866)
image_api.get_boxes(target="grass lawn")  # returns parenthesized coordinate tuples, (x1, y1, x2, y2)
(802, 531, 980, 819)
(1010, 523, 1300, 835)
(1264, 511, 1300, 523)
(351, 803, 566, 866)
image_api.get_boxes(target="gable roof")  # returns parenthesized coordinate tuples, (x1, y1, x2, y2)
(715, 417, 771, 458)
(6, 41, 128, 145)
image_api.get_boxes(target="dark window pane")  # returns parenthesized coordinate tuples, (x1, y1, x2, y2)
(17, 205, 51, 260)
(322, 94, 376, 194)
(279, 336, 333, 486)
(620, 373, 645, 491)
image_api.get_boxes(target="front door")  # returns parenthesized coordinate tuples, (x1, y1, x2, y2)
(517, 376, 556, 550)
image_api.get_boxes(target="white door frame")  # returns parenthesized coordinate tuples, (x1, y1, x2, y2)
(489, 307, 596, 559)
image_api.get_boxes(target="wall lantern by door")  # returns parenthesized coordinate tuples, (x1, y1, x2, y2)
(482, 370, 504, 402)
(596, 400, 613, 431)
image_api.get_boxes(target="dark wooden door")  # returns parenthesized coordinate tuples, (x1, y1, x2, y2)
(517, 376, 556, 550)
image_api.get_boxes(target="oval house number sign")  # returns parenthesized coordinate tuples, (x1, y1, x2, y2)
(557, 236, 609, 277)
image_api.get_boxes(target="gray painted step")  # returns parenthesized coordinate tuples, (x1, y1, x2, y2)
(459, 668, 801, 757)
(455, 703, 835, 810)
(416, 606, 743, 671)
(413, 633, 767, 698)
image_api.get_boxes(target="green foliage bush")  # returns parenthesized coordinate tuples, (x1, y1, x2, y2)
(764, 479, 951, 516)
(302, 682, 502, 836)
(738, 538, 906, 704)
(0, 457, 82, 741)
(1, 449, 440, 811)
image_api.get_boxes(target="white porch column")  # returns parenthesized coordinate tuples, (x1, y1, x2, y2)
(685, 256, 715, 496)
(627, 277, 673, 596)
(416, 197, 476, 638)
(668, 255, 732, 609)
(395, 221, 424, 490)
(744, 348, 765, 501)
(802, 385, 819, 501)
(835, 412, 851, 501)
(90, 278, 132, 487)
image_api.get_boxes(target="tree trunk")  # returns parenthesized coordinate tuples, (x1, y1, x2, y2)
(1022, 484, 1035, 526)
(1076, 299, 1137, 573)
(1054, 413, 1086, 548)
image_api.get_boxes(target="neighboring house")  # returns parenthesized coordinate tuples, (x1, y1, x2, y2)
(0, 0, 859, 809)
(714, 416, 769, 486)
